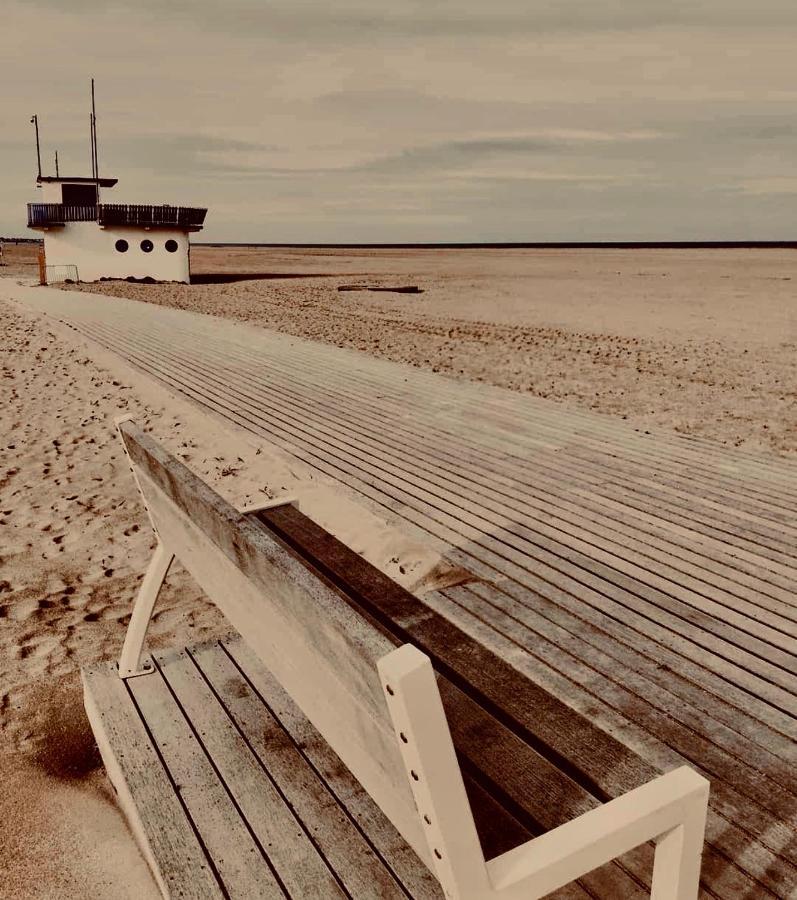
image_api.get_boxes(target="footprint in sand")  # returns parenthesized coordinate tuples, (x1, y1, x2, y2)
(9, 597, 41, 622)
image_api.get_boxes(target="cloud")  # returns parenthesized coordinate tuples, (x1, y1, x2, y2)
(16, 0, 797, 39)
(3, 0, 797, 240)
(349, 130, 667, 178)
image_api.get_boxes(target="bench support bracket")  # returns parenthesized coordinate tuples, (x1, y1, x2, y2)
(118, 540, 174, 679)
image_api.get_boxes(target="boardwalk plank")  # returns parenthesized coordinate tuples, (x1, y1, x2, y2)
(257, 504, 794, 896)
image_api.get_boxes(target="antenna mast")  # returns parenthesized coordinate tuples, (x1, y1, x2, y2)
(55, 150, 59, 177)
(90, 114, 96, 179)
(30, 114, 42, 178)
(91, 78, 99, 180)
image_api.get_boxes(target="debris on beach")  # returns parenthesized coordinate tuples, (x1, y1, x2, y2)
(337, 284, 424, 294)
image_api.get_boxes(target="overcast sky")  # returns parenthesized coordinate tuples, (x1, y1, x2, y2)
(3, 1, 797, 242)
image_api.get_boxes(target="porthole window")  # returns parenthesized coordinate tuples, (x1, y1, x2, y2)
(140, 239, 154, 253)
(165, 239, 179, 253)
(115, 239, 129, 253)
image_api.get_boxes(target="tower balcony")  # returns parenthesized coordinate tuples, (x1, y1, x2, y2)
(27, 203, 207, 231)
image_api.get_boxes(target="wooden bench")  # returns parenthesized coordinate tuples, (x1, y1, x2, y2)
(82, 417, 709, 899)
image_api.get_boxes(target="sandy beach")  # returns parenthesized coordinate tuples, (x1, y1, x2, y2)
(1, 243, 795, 896)
(59, 244, 797, 457)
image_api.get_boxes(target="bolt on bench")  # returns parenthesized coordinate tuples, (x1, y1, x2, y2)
(82, 418, 709, 899)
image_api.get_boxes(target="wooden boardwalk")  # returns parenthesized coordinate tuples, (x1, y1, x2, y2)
(18, 287, 797, 898)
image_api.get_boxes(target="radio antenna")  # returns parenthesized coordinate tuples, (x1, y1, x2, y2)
(90, 114, 96, 178)
(30, 114, 42, 178)
(55, 149, 59, 177)
(91, 78, 99, 180)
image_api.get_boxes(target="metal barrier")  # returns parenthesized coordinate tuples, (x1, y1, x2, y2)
(45, 264, 80, 284)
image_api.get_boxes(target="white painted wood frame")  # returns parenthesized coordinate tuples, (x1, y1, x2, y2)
(378, 644, 709, 900)
(112, 419, 710, 898)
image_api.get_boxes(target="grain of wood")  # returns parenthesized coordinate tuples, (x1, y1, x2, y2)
(82, 663, 224, 900)
(121, 458, 431, 869)
(153, 646, 348, 899)
(126, 666, 286, 898)
(189, 641, 422, 900)
(102, 345, 795, 716)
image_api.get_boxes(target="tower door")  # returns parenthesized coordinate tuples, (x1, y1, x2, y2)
(61, 183, 98, 206)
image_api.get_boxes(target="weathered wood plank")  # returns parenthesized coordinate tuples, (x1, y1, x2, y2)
(153, 646, 348, 899)
(82, 663, 224, 900)
(111, 351, 796, 688)
(451, 582, 796, 783)
(119, 421, 463, 873)
(222, 638, 444, 900)
(106, 340, 795, 718)
(258, 504, 794, 897)
(43, 290, 794, 897)
(223, 639, 605, 900)
(249, 512, 658, 897)
(240, 380, 796, 613)
(88, 316, 796, 592)
(124, 461, 430, 869)
(431, 590, 797, 899)
(189, 641, 429, 900)
(137, 333, 797, 629)
(188, 335, 797, 548)
(116, 316, 797, 517)
(257, 504, 655, 801)
(125, 665, 285, 898)
(88, 302, 794, 496)
(45, 297, 797, 522)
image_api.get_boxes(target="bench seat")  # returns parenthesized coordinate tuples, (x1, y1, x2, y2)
(87, 634, 626, 900)
(84, 636, 446, 900)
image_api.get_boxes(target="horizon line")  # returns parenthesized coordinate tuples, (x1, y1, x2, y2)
(195, 240, 797, 250)
(4, 237, 797, 250)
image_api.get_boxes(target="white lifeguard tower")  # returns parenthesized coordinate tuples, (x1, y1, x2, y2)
(27, 83, 207, 284)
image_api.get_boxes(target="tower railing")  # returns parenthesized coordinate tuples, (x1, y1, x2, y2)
(27, 204, 97, 226)
(98, 204, 207, 228)
(27, 203, 207, 230)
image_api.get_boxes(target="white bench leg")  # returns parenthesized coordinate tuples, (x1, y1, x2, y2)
(651, 798, 709, 900)
(118, 541, 174, 678)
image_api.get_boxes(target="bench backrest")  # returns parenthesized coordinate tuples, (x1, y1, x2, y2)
(118, 420, 433, 869)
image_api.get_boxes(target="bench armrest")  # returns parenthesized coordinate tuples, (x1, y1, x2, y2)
(380, 644, 709, 900)
(486, 765, 709, 899)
